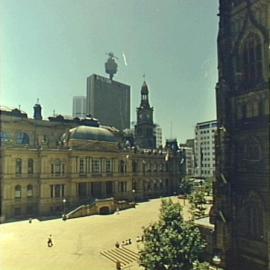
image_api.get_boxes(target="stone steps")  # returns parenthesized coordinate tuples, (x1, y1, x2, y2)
(100, 247, 139, 267)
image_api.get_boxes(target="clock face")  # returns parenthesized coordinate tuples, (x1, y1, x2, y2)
(139, 114, 143, 119)
(146, 113, 150, 119)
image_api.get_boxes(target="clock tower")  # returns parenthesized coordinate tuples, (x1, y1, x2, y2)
(135, 81, 156, 149)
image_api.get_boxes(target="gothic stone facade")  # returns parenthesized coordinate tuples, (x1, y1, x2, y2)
(213, 1, 270, 269)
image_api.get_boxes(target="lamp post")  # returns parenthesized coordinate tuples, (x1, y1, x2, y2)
(62, 198, 66, 220)
(132, 189, 136, 205)
(212, 255, 221, 270)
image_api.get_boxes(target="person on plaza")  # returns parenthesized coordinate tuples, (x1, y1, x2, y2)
(115, 241, 120, 248)
(128, 239, 132, 245)
(47, 234, 53, 247)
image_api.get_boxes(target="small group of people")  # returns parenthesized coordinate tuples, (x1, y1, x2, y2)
(136, 235, 144, 242)
(115, 238, 132, 248)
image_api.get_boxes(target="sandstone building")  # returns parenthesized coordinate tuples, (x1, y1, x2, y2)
(0, 104, 180, 222)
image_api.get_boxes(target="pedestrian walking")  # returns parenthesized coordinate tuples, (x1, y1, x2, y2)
(47, 234, 53, 247)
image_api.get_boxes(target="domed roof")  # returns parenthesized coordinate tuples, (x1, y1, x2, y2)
(68, 125, 119, 143)
(141, 81, 149, 95)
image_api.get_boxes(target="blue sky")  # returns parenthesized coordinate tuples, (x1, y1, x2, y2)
(0, 0, 219, 143)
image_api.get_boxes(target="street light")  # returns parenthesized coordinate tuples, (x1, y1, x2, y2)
(132, 189, 136, 205)
(212, 255, 221, 270)
(62, 198, 66, 220)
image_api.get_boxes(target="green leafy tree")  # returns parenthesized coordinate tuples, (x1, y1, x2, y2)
(139, 199, 206, 270)
(193, 261, 211, 270)
(189, 189, 207, 220)
(203, 178, 213, 196)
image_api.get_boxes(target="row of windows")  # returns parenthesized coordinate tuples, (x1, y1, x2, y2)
(78, 159, 117, 174)
(200, 147, 215, 151)
(0, 132, 30, 144)
(202, 157, 215, 162)
(201, 170, 215, 175)
(15, 185, 33, 198)
(196, 129, 216, 135)
(200, 141, 215, 145)
(201, 163, 215, 168)
(14, 158, 168, 176)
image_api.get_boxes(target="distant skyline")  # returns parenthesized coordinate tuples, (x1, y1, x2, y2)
(0, 0, 218, 143)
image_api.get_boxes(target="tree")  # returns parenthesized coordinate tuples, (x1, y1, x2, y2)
(179, 177, 193, 195)
(189, 188, 207, 220)
(139, 199, 206, 270)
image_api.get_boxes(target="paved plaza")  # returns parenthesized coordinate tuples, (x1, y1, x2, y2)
(0, 197, 190, 270)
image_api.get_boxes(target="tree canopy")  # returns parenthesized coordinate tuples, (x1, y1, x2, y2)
(139, 199, 206, 270)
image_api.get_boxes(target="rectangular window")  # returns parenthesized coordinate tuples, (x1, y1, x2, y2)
(55, 162, 61, 176)
(28, 159, 34, 174)
(118, 181, 127, 192)
(92, 159, 101, 174)
(50, 185, 54, 198)
(15, 190, 21, 199)
(61, 164, 65, 175)
(16, 159, 22, 175)
(106, 160, 112, 173)
(61, 185, 65, 197)
(79, 159, 85, 174)
(55, 185, 61, 198)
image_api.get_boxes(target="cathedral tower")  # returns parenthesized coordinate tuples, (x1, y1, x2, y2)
(213, 1, 270, 269)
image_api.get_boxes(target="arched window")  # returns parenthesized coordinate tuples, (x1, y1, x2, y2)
(16, 158, 22, 175)
(16, 132, 30, 144)
(28, 159, 34, 174)
(27, 185, 33, 197)
(0, 132, 11, 143)
(15, 185, 21, 199)
(242, 33, 263, 86)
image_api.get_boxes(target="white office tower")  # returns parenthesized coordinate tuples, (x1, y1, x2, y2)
(194, 120, 217, 178)
(154, 125, 163, 148)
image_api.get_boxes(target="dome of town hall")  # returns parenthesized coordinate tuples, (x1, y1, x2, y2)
(64, 125, 120, 144)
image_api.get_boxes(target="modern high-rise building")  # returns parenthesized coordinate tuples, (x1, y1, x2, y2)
(212, 1, 269, 270)
(154, 125, 163, 148)
(86, 74, 130, 130)
(72, 96, 86, 118)
(194, 120, 217, 178)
